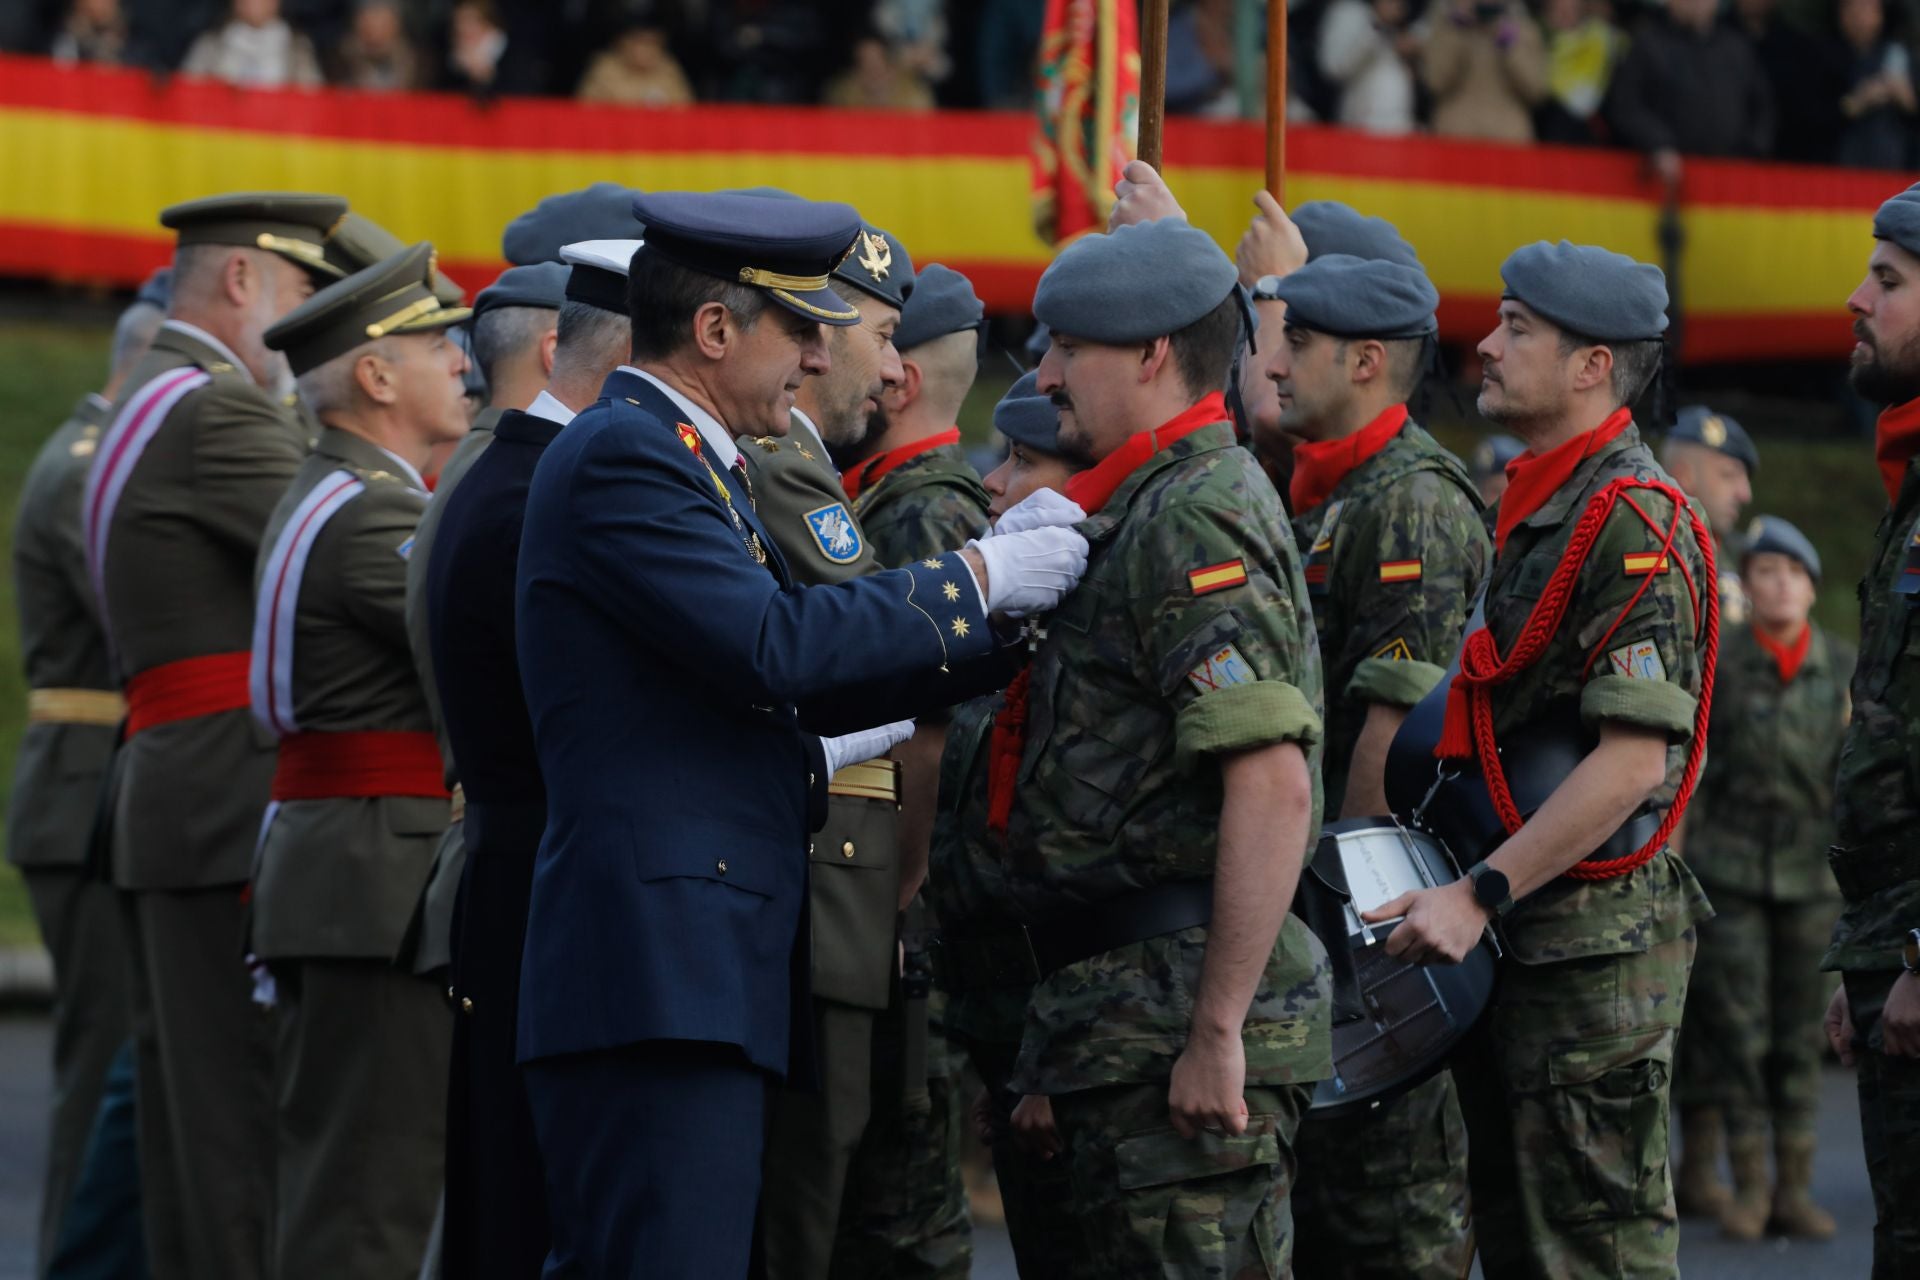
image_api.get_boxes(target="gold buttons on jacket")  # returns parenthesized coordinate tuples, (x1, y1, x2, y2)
(842, 841, 856, 859)
(716, 859, 729, 875)
(460, 997, 474, 1013)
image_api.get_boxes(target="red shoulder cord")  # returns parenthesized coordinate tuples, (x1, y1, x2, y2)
(1434, 477, 1719, 880)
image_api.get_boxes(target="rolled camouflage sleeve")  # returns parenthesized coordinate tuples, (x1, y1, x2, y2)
(1572, 492, 1706, 739)
(1134, 502, 1324, 771)
(1342, 471, 1490, 710)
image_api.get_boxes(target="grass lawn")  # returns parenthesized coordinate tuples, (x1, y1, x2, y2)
(0, 329, 1888, 950)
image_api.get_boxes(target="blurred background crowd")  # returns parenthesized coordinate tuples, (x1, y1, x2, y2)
(3, 0, 1920, 174)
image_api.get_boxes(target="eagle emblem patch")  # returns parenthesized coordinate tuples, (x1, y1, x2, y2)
(804, 502, 863, 564)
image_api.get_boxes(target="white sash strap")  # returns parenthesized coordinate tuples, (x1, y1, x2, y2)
(249, 470, 366, 738)
(82, 367, 214, 628)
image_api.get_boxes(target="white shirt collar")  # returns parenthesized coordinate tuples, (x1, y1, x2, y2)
(373, 443, 427, 493)
(162, 319, 254, 385)
(623, 366, 738, 470)
(527, 390, 576, 427)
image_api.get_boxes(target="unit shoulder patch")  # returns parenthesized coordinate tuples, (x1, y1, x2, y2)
(1187, 643, 1258, 693)
(1188, 558, 1248, 596)
(1605, 637, 1667, 682)
(804, 501, 863, 564)
(1374, 637, 1414, 662)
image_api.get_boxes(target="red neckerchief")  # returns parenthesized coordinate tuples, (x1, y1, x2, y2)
(842, 427, 961, 503)
(1063, 392, 1228, 515)
(423, 471, 438, 494)
(1493, 407, 1635, 552)
(1875, 396, 1920, 506)
(1752, 622, 1811, 684)
(987, 392, 1226, 841)
(1288, 403, 1408, 514)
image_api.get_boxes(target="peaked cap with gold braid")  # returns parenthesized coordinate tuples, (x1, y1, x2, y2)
(160, 191, 350, 281)
(263, 242, 472, 376)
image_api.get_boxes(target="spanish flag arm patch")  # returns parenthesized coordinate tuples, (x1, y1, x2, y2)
(1379, 559, 1422, 583)
(1188, 559, 1248, 596)
(1622, 551, 1671, 576)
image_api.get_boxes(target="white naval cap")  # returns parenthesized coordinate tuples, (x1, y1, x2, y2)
(559, 238, 644, 314)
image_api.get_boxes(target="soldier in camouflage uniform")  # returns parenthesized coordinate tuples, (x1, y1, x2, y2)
(1264, 253, 1485, 1277)
(831, 264, 991, 1280)
(1373, 242, 1714, 1279)
(1661, 404, 1757, 630)
(1822, 181, 1920, 1279)
(1676, 517, 1850, 1240)
(990, 218, 1331, 1278)
(926, 374, 1089, 1277)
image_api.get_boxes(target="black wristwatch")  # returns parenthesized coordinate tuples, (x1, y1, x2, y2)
(1468, 863, 1514, 919)
(1904, 928, 1920, 974)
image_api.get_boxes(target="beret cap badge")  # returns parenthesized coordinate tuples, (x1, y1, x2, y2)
(857, 229, 893, 282)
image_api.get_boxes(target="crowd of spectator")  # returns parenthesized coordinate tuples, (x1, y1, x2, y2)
(5, 0, 1919, 173)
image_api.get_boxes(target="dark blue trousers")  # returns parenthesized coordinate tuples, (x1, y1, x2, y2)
(524, 1040, 768, 1280)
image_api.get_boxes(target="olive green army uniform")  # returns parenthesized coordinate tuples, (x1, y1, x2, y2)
(1826, 457, 1920, 1277)
(926, 693, 1087, 1277)
(734, 411, 908, 1280)
(1453, 421, 1713, 1279)
(250, 427, 451, 1280)
(1288, 419, 1485, 1279)
(1006, 419, 1332, 1279)
(832, 436, 989, 1280)
(98, 319, 309, 1280)
(9, 392, 131, 1273)
(1680, 624, 1850, 1143)
(397, 405, 504, 979)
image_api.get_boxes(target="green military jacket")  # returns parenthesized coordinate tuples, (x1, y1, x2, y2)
(1687, 623, 1851, 903)
(736, 410, 898, 1010)
(1006, 421, 1332, 1095)
(249, 428, 447, 962)
(1481, 422, 1713, 965)
(1827, 461, 1920, 971)
(850, 438, 990, 567)
(1291, 418, 1489, 812)
(102, 322, 309, 890)
(8, 395, 119, 869)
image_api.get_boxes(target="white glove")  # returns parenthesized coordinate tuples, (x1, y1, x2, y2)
(986, 487, 1087, 538)
(821, 720, 915, 775)
(970, 526, 1088, 617)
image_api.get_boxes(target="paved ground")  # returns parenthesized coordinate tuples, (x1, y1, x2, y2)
(0, 1012, 1874, 1278)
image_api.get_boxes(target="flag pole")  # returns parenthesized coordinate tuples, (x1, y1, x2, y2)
(1266, 0, 1286, 202)
(1139, 0, 1170, 170)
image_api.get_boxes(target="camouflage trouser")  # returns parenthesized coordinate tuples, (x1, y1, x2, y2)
(1452, 932, 1694, 1280)
(1051, 1079, 1311, 1280)
(1676, 890, 1837, 1138)
(830, 991, 973, 1280)
(1291, 1072, 1472, 1279)
(954, 1034, 1087, 1279)
(1841, 968, 1920, 1279)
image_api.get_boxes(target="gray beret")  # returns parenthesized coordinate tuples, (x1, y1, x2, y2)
(1670, 405, 1758, 476)
(1743, 514, 1821, 582)
(1033, 217, 1238, 343)
(1292, 201, 1422, 268)
(502, 183, 643, 265)
(135, 266, 174, 311)
(894, 264, 984, 352)
(994, 369, 1062, 453)
(473, 262, 571, 317)
(1272, 253, 1438, 339)
(1873, 182, 1920, 259)
(1500, 240, 1668, 341)
(1471, 434, 1526, 478)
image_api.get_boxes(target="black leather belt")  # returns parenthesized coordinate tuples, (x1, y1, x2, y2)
(1828, 837, 1920, 901)
(934, 880, 1215, 992)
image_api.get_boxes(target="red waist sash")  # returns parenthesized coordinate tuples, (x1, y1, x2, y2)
(124, 651, 251, 737)
(271, 730, 450, 801)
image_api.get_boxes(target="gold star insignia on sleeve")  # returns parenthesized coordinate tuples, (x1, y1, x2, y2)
(942, 580, 961, 602)
(796, 444, 816, 461)
(950, 616, 971, 638)
(922, 557, 944, 569)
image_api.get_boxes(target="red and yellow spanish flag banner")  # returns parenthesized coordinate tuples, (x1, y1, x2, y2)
(0, 55, 1909, 362)
(1030, 0, 1140, 246)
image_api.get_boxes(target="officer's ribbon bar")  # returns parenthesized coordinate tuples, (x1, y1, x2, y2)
(1622, 551, 1671, 576)
(1379, 559, 1423, 583)
(1188, 559, 1248, 596)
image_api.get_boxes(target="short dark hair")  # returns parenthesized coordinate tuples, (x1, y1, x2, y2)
(552, 299, 631, 381)
(1557, 329, 1665, 409)
(1165, 293, 1243, 399)
(627, 251, 768, 362)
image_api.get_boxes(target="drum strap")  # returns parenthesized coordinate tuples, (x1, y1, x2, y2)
(1434, 477, 1719, 881)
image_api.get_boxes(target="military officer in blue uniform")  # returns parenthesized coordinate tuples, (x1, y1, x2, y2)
(512, 190, 1089, 1279)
